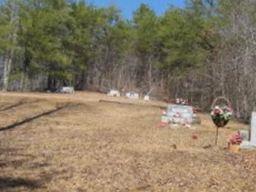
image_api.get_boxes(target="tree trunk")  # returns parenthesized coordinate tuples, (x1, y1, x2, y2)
(3, 52, 12, 91)
(2, 1, 19, 91)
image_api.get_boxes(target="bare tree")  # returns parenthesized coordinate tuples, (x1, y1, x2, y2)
(2, 0, 19, 91)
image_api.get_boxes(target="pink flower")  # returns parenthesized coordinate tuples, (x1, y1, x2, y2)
(213, 106, 223, 115)
(228, 131, 242, 145)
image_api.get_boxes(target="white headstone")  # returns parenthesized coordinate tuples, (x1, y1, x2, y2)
(166, 104, 193, 124)
(60, 86, 75, 94)
(126, 92, 139, 99)
(250, 112, 256, 145)
(144, 95, 150, 101)
(107, 89, 120, 97)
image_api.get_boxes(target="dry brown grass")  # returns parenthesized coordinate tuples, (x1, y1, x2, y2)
(0, 91, 255, 192)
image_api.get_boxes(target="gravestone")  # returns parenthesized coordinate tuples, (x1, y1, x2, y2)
(167, 104, 193, 124)
(144, 95, 150, 101)
(126, 92, 139, 99)
(250, 112, 256, 145)
(240, 112, 256, 149)
(107, 89, 120, 97)
(60, 86, 75, 94)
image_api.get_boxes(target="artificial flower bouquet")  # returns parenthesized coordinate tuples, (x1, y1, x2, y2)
(211, 105, 233, 127)
(228, 131, 242, 145)
(227, 131, 242, 152)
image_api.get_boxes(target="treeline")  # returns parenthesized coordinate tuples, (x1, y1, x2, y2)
(0, 0, 256, 121)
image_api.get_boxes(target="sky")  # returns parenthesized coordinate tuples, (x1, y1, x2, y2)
(0, 0, 186, 19)
(88, 0, 186, 19)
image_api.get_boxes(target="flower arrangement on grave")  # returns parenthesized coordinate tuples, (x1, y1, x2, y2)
(211, 97, 233, 128)
(211, 105, 233, 127)
(228, 131, 242, 145)
(211, 97, 233, 145)
(227, 131, 242, 152)
(175, 98, 188, 105)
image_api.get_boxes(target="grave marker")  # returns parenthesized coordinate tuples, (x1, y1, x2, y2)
(250, 112, 256, 145)
(167, 104, 193, 124)
(240, 112, 256, 149)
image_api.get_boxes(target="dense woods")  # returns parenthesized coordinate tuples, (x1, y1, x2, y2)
(0, 0, 256, 121)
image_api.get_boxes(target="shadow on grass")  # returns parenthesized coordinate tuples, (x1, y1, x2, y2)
(0, 99, 40, 112)
(0, 177, 41, 190)
(0, 101, 25, 111)
(0, 103, 81, 191)
(0, 146, 55, 190)
(0, 103, 76, 132)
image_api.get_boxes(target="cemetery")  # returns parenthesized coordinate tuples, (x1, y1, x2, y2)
(0, 91, 256, 191)
(1, 0, 256, 191)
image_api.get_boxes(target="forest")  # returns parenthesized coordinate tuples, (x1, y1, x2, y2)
(0, 0, 256, 121)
